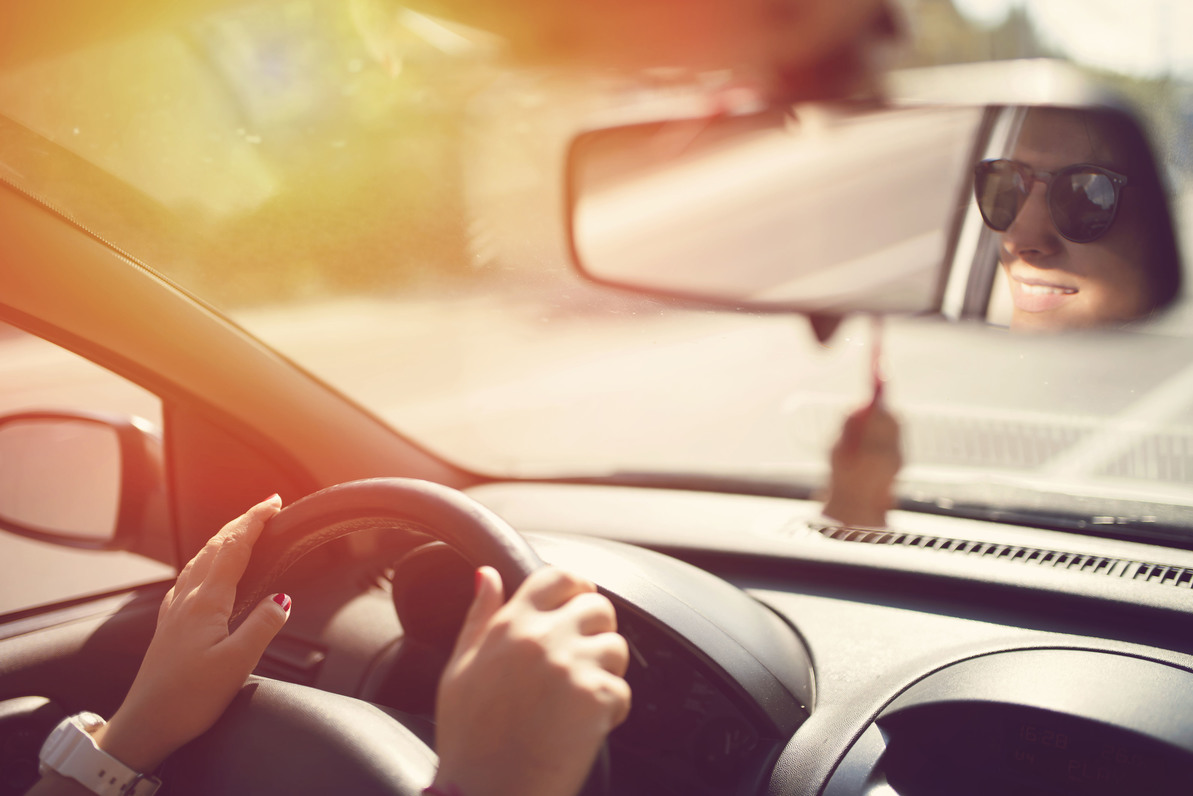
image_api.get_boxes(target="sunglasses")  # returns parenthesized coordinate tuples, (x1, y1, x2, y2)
(973, 158, 1129, 243)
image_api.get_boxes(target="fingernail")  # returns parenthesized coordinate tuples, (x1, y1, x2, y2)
(272, 593, 292, 613)
(474, 568, 484, 596)
(265, 493, 282, 505)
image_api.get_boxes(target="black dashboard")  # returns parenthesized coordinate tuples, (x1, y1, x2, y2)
(823, 649, 1193, 796)
(271, 480, 1193, 796)
(466, 482, 1193, 796)
(526, 532, 812, 796)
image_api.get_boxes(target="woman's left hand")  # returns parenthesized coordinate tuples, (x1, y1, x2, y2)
(431, 566, 631, 796)
(91, 494, 292, 772)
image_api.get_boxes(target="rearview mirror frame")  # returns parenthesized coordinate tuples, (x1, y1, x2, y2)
(563, 61, 1181, 329)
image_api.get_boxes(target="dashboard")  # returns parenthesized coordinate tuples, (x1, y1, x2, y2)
(260, 479, 1193, 796)
(465, 482, 1193, 796)
(825, 649, 1193, 796)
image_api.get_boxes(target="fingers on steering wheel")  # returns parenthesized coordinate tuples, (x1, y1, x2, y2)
(561, 591, 619, 636)
(521, 567, 597, 612)
(169, 495, 283, 606)
(581, 662, 633, 728)
(204, 496, 282, 598)
(585, 630, 631, 678)
(606, 676, 633, 728)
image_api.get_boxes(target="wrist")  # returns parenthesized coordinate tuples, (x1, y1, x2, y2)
(91, 711, 172, 773)
(38, 713, 161, 796)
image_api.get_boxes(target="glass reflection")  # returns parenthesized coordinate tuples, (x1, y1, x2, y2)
(978, 107, 1181, 332)
(0, 418, 120, 540)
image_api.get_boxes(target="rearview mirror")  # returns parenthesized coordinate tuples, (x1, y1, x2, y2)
(565, 100, 1181, 330)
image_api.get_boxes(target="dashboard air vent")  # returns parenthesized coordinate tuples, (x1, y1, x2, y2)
(813, 524, 1193, 589)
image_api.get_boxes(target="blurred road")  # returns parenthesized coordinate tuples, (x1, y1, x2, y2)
(231, 287, 1193, 494)
(5, 283, 1190, 489)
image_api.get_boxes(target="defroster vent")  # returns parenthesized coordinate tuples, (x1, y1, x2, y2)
(812, 523, 1193, 589)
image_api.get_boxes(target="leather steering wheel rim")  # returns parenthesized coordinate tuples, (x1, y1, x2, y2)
(231, 477, 546, 626)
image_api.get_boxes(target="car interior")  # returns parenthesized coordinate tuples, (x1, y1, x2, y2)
(2, 1, 1193, 795)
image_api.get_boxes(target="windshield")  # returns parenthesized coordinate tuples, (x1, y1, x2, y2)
(1, 0, 1191, 538)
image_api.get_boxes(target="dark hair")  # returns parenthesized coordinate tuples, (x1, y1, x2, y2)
(1076, 106, 1182, 315)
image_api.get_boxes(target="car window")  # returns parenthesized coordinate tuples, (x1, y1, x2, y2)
(0, 321, 174, 616)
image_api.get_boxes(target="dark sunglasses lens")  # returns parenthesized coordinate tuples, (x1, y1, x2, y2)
(975, 161, 1024, 231)
(1050, 170, 1119, 242)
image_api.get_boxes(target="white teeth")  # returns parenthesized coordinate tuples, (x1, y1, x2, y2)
(1019, 282, 1076, 295)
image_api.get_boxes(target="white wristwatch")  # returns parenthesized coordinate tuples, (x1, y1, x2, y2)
(38, 712, 161, 796)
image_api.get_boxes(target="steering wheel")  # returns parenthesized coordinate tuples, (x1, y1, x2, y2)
(163, 478, 547, 795)
(233, 477, 545, 623)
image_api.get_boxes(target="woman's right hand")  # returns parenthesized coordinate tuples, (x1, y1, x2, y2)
(430, 566, 632, 796)
(26, 496, 291, 796)
(92, 495, 291, 772)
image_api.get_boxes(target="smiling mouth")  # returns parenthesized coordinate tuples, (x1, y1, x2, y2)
(1016, 281, 1078, 297)
(1007, 274, 1079, 314)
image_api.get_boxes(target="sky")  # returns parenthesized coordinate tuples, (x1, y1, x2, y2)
(951, 0, 1193, 78)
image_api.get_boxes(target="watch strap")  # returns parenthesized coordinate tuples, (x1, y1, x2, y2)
(39, 713, 161, 796)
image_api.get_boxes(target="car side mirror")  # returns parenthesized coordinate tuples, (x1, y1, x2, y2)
(0, 410, 165, 549)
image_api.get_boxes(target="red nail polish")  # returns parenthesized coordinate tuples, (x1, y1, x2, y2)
(474, 568, 483, 595)
(272, 593, 292, 613)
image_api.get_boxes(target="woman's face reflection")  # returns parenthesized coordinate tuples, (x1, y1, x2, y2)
(998, 109, 1156, 332)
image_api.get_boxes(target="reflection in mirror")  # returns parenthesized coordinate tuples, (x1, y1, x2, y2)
(975, 106, 1181, 332)
(567, 104, 986, 314)
(0, 417, 121, 540)
(567, 100, 1182, 330)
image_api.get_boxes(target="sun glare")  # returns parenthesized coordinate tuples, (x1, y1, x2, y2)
(951, 0, 1193, 78)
